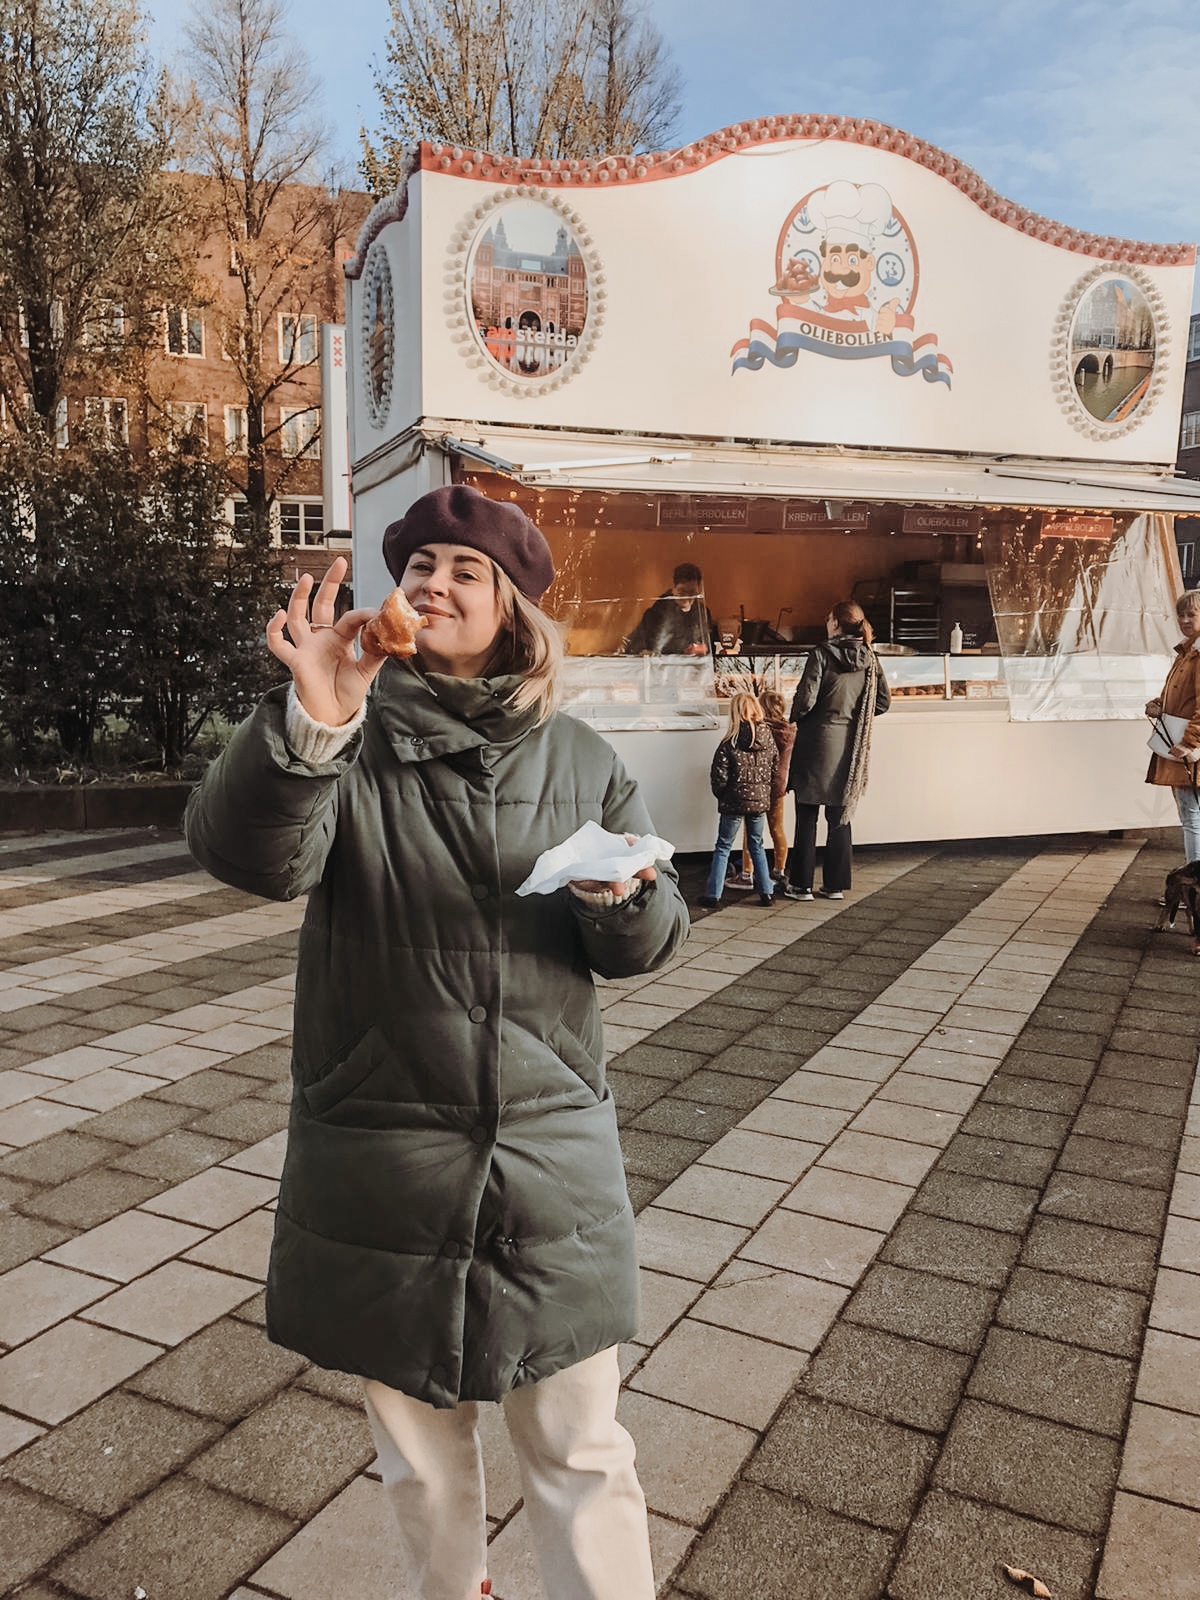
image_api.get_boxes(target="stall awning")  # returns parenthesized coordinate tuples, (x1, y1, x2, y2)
(430, 427, 1200, 517)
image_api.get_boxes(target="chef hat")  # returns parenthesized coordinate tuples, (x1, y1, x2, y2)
(807, 181, 893, 250)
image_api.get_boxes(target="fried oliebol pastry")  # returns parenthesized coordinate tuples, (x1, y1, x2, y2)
(360, 587, 427, 658)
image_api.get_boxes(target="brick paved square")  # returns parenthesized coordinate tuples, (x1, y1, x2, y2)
(76, 1097, 193, 1144)
(184, 1207, 276, 1280)
(1149, 1268, 1200, 1337)
(891, 1489, 1102, 1600)
(773, 1068, 875, 1111)
(0, 1319, 161, 1424)
(741, 1097, 853, 1144)
(1117, 1401, 1200, 1509)
(999, 1267, 1147, 1358)
(675, 1481, 897, 1600)
(654, 1164, 787, 1227)
(877, 1071, 982, 1114)
(961, 1101, 1072, 1148)
(843, 1263, 998, 1354)
(52, 1474, 294, 1600)
(82, 1259, 255, 1345)
(140, 1166, 277, 1228)
(617, 1390, 755, 1525)
(934, 1398, 1118, 1535)
(912, 1169, 1039, 1232)
(741, 1207, 884, 1287)
(247, 1475, 399, 1600)
(5, 1390, 221, 1517)
(692, 1259, 847, 1350)
(0, 1128, 123, 1184)
(636, 1268, 701, 1343)
(968, 1326, 1133, 1435)
(19, 1166, 165, 1230)
(630, 1317, 805, 1428)
(635, 1206, 748, 1282)
(1022, 1216, 1159, 1294)
(0, 1479, 97, 1595)
(1135, 1328, 1200, 1412)
(698, 1127, 823, 1182)
(1073, 1103, 1179, 1150)
(983, 1073, 1085, 1115)
(882, 1213, 1021, 1288)
(782, 1166, 913, 1232)
(1040, 1172, 1169, 1235)
(620, 1126, 705, 1181)
(747, 1394, 938, 1530)
(187, 1388, 374, 1517)
(932, 1141, 1054, 1195)
(1059, 1132, 1176, 1187)
(1096, 1493, 1200, 1600)
(802, 1321, 969, 1431)
(819, 1130, 940, 1187)
(128, 1316, 308, 1421)
(45, 1208, 208, 1282)
(0, 1097, 94, 1147)
(0, 1259, 113, 1345)
(633, 1095, 744, 1142)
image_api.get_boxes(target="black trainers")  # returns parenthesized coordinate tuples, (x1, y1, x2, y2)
(757, 893, 774, 907)
(816, 888, 844, 900)
(777, 885, 813, 901)
(698, 896, 721, 909)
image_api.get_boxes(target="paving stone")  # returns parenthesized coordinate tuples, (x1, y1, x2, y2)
(843, 1263, 998, 1354)
(654, 1164, 787, 1229)
(1058, 1132, 1177, 1187)
(148, 1068, 263, 1108)
(881, 1213, 1021, 1289)
(0, 1212, 72, 1274)
(1117, 1401, 1200, 1509)
(0, 1478, 98, 1595)
(294, 1363, 364, 1407)
(220, 1043, 290, 1081)
(677, 1481, 896, 1600)
(1021, 1215, 1160, 1294)
(1088, 1074, 1191, 1118)
(632, 1096, 744, 1142)
(18, 1166, 166, 1230)
(1135, 1328, 1200, 1412)
(740, 1207, 884, 1287)
(600, 1069, 664, 1118)
(691, 1258, 846, 1350)
(630, 1317, 805, 1429)
(669, 1067, 771, 1111)
(890, 1488, 1103, 1600)
(612, 1041, 708, 1083)
(746, 1394, 938, 1531)
(960, 1101, 1072, 1149)
(128, 1316, 309, 1421)
(801, 1320, 970, 1432)
(982, 1074, 1086, 1115)
(706, 1042, 797, 1081)
(934, 1398, 1119, 1535)
(0, 1130, 125, 1186)
(617, 1389, 755, 1525)
(1149, 1267, 1200, 1337)
(911, 1169, 1039, 1233)
(0, 1319, 161, 1425)
(819, 1130, 939, 1187)
(186, 1387, 374, 1517)
(1099, 1049, 1197, 1088)
(620, 1127, 706, 1182)
(5, 1390, 222, 1517)
(999, 1266, 1147, 1358)
(1039, 1171, 1169, 1235)
(1096, 1492, 1200, 1600)
(111, 1129, 239, 1181)
(1072, 1103, 1180, 1150)
(968, 1325, 1133, 1436)
(1001, 1047, 1094, 1086)
(935, 1132, 1058, 1188)
(51, 1474, 294, 1600)
(73, 1097, 193, 1147)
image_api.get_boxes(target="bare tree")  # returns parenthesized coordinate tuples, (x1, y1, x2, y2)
(361, 0, 681, 193)
(0, 0, 190, 432)
(183, 0, 355, 544)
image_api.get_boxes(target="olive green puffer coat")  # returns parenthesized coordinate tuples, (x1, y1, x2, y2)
(184, 663, 689, 1408)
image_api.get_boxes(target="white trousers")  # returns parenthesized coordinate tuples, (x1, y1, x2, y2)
(363, 1347, 656, 1600)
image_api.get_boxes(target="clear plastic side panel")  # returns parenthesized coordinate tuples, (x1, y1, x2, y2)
(984, 513, 1179, 721)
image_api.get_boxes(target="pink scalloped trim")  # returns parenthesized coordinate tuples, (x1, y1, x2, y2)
(344, 115, 1195, 276)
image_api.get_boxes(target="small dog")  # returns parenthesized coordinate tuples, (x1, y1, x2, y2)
(1154, 861, 1200, 955)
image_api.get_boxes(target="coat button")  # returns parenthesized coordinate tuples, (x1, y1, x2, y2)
(440, 1241, 461, 1260)
(471, 884, 488, 900)
(470, 1125, 489, 1144)
(410, 735, 425, 747)
(468, 1005, 487, 1023)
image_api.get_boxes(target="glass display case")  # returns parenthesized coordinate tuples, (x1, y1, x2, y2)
(560, 655, 722, 731)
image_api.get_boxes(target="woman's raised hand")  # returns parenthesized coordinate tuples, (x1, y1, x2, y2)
(266, 557, 388, 727)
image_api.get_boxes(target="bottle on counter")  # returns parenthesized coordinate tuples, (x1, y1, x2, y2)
(949, 622, 964, 654)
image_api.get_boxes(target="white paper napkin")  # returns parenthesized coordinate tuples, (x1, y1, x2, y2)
(515, 819, 674, 896)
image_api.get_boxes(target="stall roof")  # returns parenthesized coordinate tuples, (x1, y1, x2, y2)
(430, 428, 1200, 517)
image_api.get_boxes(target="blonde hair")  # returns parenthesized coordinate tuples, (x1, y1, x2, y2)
(760, 689, 786, 720)
(725, 690, 764, 742)
(1177, 590, 1200, 615)
(484, 566, 564, 723)
(830, 600, 873, 646)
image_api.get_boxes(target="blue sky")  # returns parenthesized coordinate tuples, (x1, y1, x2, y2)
(148, 0, 1200, 304)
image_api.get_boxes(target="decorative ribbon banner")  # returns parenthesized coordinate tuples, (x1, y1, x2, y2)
(731, 302, 952, 387)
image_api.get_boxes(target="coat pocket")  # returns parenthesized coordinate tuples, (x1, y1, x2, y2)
(302, 1027, 389, 1117)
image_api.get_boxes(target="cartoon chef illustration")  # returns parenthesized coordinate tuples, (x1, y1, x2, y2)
(774, 180, 903, 339)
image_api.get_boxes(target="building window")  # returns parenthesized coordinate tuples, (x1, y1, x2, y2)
(168, 401, 208, 452)
(54, 397, 68, 449)
(278, 499, 325, 546)
(166, 306, 204, 357)
(280, 313, 318, 365)
(280, 405, 320, 458)
(84, 397, 129, 446)
(1179, 542, 1197, 583)
(1190, 318, 1200, 362)
(224, 405, 248, 455)
(1182, 412, 1200, 451)
(82, 301, 124, 349)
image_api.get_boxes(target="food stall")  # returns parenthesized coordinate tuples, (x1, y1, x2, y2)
(343, 115, 1200, 849)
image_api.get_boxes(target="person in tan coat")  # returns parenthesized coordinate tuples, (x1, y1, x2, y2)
(1145, 588, 1200, 862)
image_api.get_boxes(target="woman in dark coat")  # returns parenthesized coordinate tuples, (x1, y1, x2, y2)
(185, 485, 688, 1600)
(780, 600, 890, 901)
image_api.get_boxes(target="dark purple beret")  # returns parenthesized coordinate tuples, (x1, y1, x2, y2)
(382, 485, 555, 600)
